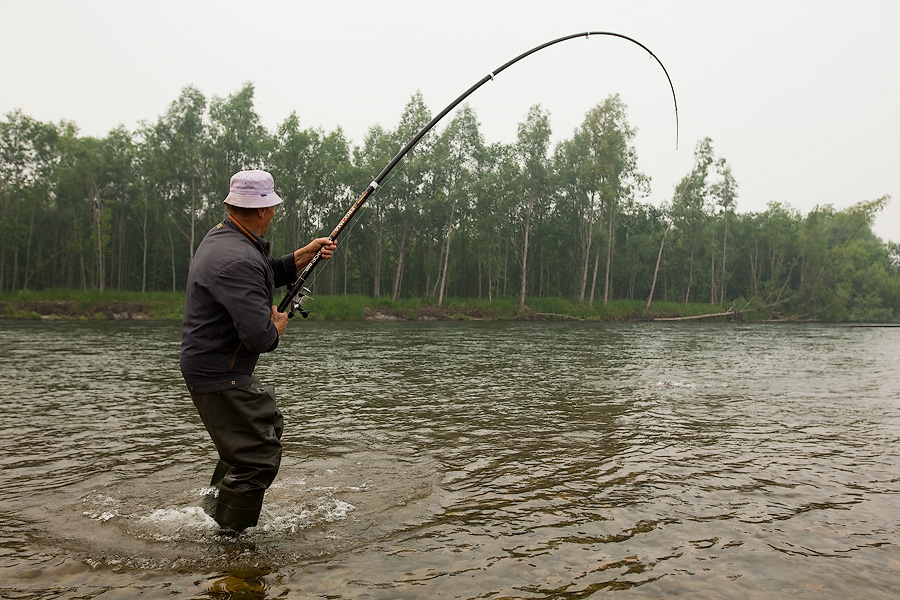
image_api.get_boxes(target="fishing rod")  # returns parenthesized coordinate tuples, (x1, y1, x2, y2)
(278, 31, 679, 318)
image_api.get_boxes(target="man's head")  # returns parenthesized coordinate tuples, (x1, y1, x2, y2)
(224, 170, 282, 235)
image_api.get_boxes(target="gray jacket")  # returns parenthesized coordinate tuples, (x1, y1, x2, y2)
(180, 217, 296, 393)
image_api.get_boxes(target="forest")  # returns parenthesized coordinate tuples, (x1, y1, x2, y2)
(1, 83, 898, 322)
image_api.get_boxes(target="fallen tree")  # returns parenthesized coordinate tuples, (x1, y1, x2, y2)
(653, 309, 740, 322)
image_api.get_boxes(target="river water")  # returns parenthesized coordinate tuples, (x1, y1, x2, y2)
(0, 319, 898, 599)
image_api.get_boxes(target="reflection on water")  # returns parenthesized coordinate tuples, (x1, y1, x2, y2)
(0, 320, 898, 598)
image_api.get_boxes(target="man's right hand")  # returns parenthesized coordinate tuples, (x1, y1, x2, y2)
(271, 305, 288, 336)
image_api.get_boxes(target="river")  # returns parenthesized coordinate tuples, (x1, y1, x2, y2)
(0, 320, 898, 599)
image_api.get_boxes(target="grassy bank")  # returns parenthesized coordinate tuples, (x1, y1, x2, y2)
(0, 289, 736, 322)
(0, 289, 186, 321)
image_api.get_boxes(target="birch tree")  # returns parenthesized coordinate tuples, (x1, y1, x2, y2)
(514, 105, 551, 310)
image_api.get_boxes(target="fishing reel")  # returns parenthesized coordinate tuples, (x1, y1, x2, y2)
(289, 287, 313, 319)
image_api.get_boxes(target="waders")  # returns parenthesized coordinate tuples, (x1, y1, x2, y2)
(192, 378, 283, 532)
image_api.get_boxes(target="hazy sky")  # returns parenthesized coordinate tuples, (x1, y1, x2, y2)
(2, 0, 898, 243)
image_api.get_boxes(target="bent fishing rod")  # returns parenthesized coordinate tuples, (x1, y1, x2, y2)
(278, 30, 679, 318)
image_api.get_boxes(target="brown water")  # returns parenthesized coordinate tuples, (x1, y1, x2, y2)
(0, 320, 898, 599)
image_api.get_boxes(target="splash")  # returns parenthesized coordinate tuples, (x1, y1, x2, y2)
(61, 450, 443, 571)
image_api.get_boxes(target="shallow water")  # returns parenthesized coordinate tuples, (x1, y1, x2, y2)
(0, 320, 898, 598)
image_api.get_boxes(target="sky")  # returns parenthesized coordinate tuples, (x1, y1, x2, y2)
(2, 0, 898, 243)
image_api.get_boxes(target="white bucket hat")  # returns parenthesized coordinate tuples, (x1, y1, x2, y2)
(224, 170, 283, 208)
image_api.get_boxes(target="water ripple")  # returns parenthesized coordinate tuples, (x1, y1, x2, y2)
(1, 321, 899, 598)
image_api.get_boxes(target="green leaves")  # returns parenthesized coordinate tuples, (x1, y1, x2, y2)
(1, 88, 897, 322)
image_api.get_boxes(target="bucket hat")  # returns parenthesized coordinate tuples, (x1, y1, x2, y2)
(224, 170, 283, 208)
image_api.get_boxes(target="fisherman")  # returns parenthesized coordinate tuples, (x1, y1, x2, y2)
(180, 169, 336, 532)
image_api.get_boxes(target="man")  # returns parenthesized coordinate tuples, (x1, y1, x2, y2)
(180, 169, 336, 532)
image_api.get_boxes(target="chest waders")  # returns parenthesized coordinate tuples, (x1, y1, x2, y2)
(193, 377, 284, 532)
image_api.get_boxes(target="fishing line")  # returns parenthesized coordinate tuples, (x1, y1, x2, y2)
(278, 30, 679, 318)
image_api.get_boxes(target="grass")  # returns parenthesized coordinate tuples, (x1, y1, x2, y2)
(0, 289, 185, 320)
(0, 288, 735, 322)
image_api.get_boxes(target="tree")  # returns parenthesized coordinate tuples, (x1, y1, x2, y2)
(133, 122, 164, 292)
(801, 196, 891, 321)
(97, 126, 138, 291)
(553, 128, 601, 302)
(669, 137, 715, 303)
(514, 105, 552, 310)
(433, 104, 484, 305)
(152, 86, 209, 279)
(0, 110, 59, 290)
(2, 87, 898, 322)
(270, 113, 353, 268)
(475, 142, 519, 300)
(207, 83, 269, 186)
(353, 124, 394, 296)
(710, 157, 738, 303)
(574, 96, 645, 305)
(385, 93, 434, 302)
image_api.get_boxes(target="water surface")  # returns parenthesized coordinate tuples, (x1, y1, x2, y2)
(1, 320, 898, 598)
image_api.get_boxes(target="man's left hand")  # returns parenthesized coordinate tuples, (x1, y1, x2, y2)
(294, 237, 338, 272)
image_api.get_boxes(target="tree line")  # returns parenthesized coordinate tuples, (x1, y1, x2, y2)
(1, 83, 897, 321)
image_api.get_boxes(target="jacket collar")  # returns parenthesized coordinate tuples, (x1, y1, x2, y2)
(224, 215, 271, 257)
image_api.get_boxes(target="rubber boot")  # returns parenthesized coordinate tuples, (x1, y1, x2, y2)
(210, 460, 230, 489)
(214, 487, 266, 532)
(199, 460, 231, 518)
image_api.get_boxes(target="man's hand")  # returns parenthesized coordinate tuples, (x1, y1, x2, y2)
(271, 305, 288, 336)
(293, 237, 338, 272)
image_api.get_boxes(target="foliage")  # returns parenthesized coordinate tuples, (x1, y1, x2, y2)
(1, 85, 897, 323)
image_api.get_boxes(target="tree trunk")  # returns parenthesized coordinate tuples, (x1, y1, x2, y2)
(579, 227, 591, 303)
(685, 246, 695, 304)
(343, 238, 350, 294)
(646, 222, 672, 310)
(80, 252, 87, 292)
(519, 189, 535, 310)
(538, 251, 545, 298)
(141, 199, 149, 293)
(720, 214, 728, 303)
(22, 196, 36, 289)
(373, 241, 382, 297)
(589, 239, 601, 307)
(603, 204, 614, 304)
(392, 249, 405, 301)
(578, 194, 595, 303)
(437, 196, 457, 306)
(391, 225, 410, 302)
(372, 204, 383, 297)
(189, 171, 197, 266)
(710, 227, 717, 304)
(90, 180, 105, 293)
(750, 239, 759, 297)
(502, 235, 509, 297)
(477, 262, 482, 299)
(168, 228, 176, 292)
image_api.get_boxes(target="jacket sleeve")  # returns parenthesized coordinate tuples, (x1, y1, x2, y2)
(271, 253, 298, 288)
(213, 257, 279, 353)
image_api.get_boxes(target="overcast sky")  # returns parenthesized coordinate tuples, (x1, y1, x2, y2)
(2, 0, 898, 243)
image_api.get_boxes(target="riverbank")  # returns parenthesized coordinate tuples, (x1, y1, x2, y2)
(0, 291, 183, 321)
(0, 290, 745, 322)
